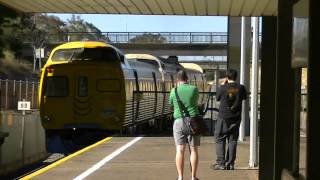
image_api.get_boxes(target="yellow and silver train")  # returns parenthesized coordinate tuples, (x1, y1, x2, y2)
(39, 41, 208, 151)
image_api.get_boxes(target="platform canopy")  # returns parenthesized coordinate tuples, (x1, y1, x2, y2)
(0, 0, 277, 16)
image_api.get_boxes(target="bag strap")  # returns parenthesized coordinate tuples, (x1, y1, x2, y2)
(174, 87, 190, 118)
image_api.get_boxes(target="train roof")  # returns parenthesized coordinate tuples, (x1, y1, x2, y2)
(125, 54, 182, 68)
(180, 63, 203, 73)
(51, 41, 124, 55)
(125, 54, 163, 69)
(53, 41, 114, 49)
(125, 54, 159, 61)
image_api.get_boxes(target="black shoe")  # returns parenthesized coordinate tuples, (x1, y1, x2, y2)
(210, 163, 225, 170)
(226, 164, 234, 170)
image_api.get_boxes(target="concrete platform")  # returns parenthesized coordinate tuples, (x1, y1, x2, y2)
(31, 136, 258, 180)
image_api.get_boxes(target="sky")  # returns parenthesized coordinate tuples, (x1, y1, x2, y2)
(51, 14, 228, 32)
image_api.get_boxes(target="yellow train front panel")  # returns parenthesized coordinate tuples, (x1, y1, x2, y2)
(39, 42, 126, 130)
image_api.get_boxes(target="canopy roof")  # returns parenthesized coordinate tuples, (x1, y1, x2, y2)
(0, 0, 277, 16)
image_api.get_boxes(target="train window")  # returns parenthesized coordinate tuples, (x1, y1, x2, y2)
(51, 49, 76, 61)
(78, 77, 88, 97)
(119, 54, 125, 63)
(45, 76, 68, 97)
(137, 59, 159, 68)
(51, 47, 119, 62)
(97, 79, 120, 92)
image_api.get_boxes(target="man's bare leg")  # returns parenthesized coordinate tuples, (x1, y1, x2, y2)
(190, 146, 199, 180)
(176, 145, 186, 180)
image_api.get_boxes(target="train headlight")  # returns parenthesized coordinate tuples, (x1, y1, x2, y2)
(44, 115, 51, 121)
(46, 66, 54, 74)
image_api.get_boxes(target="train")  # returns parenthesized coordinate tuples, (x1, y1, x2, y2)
(38, 41, 209, 152)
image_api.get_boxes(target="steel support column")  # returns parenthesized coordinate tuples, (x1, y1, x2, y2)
(307, 0, 320, 179)
(249, 17, 259, 168)
(239, 17, 248, 142)
(259, 16, 278, 180)
(274, 0, 296, 178)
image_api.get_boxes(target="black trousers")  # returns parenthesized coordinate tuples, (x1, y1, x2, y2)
(214, 116, 241, 166)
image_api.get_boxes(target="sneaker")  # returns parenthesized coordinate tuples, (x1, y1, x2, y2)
(210, 163, 225, 170)
(226, 164, 235, 170)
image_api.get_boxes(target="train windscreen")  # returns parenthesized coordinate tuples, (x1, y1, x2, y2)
(51, 47, 119, 62)
(45, 76, 69, 97)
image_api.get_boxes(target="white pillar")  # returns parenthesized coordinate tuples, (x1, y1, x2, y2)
(239, 16, 247, 142)
(249, 17, 259, 168)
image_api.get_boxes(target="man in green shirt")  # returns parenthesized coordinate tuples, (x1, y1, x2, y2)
(169, 70, 200, 180)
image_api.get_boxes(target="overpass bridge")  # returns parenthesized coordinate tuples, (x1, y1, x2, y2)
(22, 32, 228, 57)
(2, 1, 318, 180)
(179, 60, 227, 72)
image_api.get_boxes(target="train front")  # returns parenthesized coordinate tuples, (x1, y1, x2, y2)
(38, 41, 126, 153)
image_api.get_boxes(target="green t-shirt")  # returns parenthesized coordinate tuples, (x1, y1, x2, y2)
(169, 83, 199, 120)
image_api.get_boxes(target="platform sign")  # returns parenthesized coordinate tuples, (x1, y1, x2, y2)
(35, 48, 45, 58)
(18, 101, 31, 111)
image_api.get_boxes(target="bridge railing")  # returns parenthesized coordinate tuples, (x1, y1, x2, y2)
(41, 32, 228, 44)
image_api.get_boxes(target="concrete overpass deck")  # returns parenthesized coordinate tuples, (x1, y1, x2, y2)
(23, 136, 259, 180)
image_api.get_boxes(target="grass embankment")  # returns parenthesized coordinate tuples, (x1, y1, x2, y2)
(0, 51, 39, 80)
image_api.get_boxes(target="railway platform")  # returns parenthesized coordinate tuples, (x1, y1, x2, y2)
(22, 136, 258, 180)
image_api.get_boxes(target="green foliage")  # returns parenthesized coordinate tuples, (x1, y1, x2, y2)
(1, 12, 106, 55)
(130, 33, 166, 44)
(0, 51, 36, 80)
(21, 14, 66, 47)
(0, 5, 18, 58)
(64, 15, 108, 41)
(0, 11, 105, 78)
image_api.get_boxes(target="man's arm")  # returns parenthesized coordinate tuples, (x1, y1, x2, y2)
(169, 89, 174, 105)
(216, 86, 222, 101)
(241, 85, 248, 100)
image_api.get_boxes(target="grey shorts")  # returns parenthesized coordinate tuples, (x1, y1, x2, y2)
(173, 118, 200, 147)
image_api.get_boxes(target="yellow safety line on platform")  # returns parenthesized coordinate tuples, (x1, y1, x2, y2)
(20, 137, 113, 180)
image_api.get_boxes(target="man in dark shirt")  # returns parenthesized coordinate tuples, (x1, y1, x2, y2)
(211, 69, 247, 170)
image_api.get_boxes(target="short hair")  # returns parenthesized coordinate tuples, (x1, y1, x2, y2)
(226, 69, 238, 81)
(177, 70, 188, 81)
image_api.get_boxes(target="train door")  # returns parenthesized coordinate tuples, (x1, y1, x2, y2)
(152, 72, 157, 116)
(73, 72, 91, 118)
(133, 70, 140, 123)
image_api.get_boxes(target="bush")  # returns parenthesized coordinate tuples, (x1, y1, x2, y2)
(0, 51, 38, 80)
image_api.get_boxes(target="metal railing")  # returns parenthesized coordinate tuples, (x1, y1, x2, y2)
(125, 90, 218, 134)
(104, 32, 228, 44)
(0, 79, 39, 110)
(25, 32, 228, 44)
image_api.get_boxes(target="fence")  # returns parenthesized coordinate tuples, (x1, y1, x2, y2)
(26, 32, 228, 44)
(123, 90, 217, 134)
(0, 79, 39, 110)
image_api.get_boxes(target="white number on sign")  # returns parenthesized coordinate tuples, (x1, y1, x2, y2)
(18, 101, 31, 110)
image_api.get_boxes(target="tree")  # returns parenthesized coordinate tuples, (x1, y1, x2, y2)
(0, 5, 18, 58)
(129, 33, 166, 44)
(64, 15, 108, 42)
(21, 14, 65, 47)
(18, 14, 66, 70)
